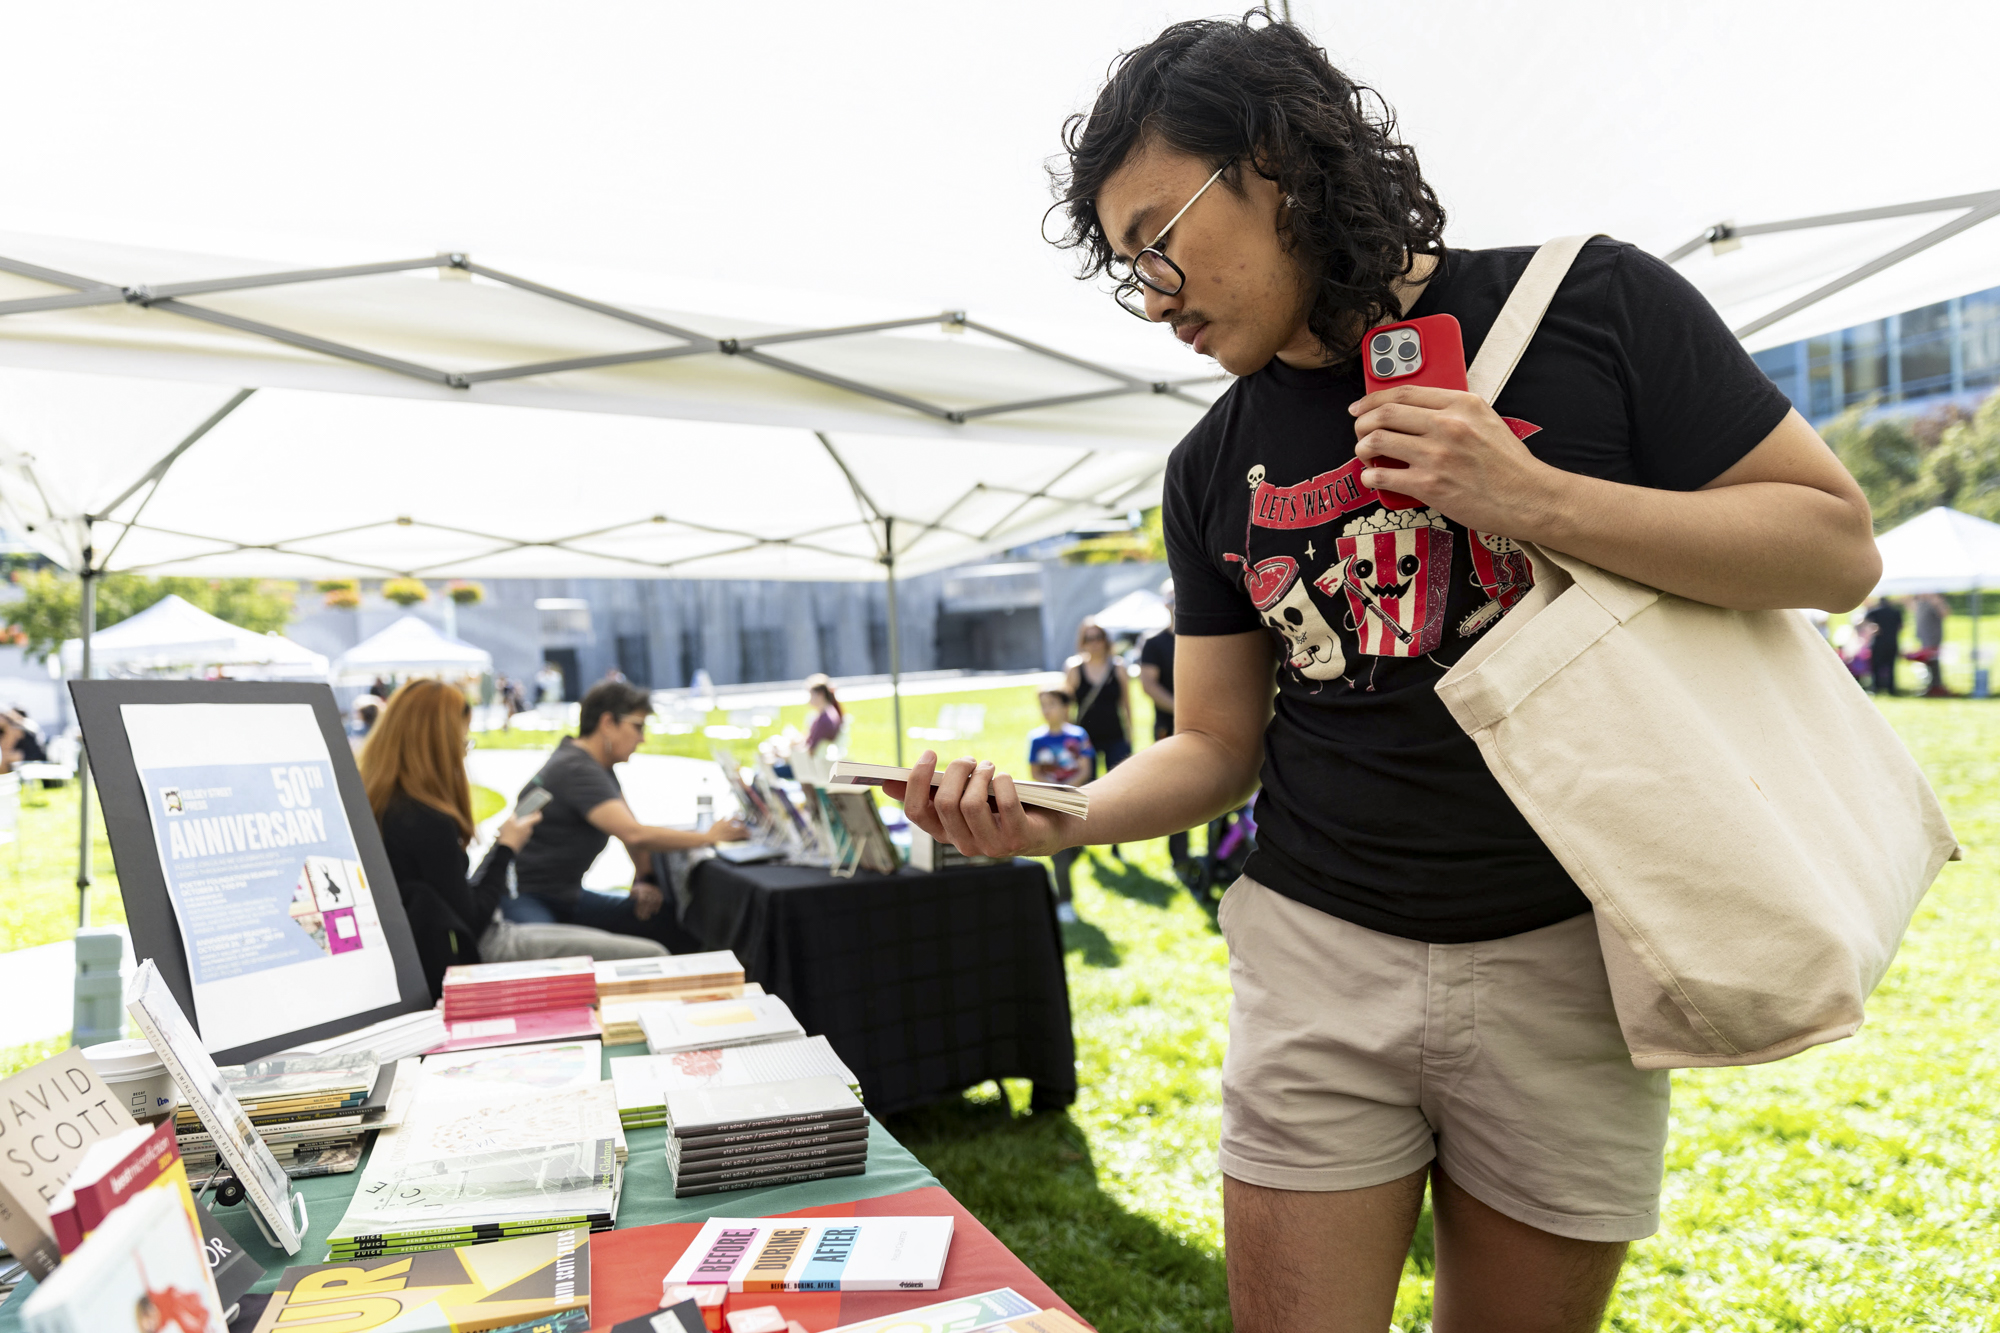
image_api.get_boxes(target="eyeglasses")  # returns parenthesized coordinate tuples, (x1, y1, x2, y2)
(1108, 160, 1232, 320)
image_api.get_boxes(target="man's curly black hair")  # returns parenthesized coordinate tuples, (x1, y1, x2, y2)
(1051, 12, 1446, 363)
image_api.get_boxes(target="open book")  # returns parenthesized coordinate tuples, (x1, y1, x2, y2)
(828, 760, 1088, 819)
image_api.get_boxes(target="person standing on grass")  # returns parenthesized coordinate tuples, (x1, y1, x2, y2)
(1067, 617, 1131, 860)
(505, 679, 749, 951)
(1137, 583, 1197, 884)
(1865, 595, 1905, 696)
(1914, 592, 1948, 695)
(1026, 687, 1093, 925)
(804, 673, 845, 754)
(886, 16, 1880, 1332)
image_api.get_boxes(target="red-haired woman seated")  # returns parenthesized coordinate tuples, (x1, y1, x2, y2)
(361, 678, 663, 1001)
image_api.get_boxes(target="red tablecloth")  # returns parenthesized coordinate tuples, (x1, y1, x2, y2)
(588, 1185, 1088, 1331)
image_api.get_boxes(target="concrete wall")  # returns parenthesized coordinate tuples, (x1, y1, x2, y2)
(22, 559, 1178, 728)
(1040, 562, 1171, 667)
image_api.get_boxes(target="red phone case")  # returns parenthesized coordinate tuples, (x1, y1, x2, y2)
(1360, 313, 1467, 509)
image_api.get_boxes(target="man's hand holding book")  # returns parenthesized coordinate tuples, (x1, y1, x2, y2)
(828, 754, 1086, 860)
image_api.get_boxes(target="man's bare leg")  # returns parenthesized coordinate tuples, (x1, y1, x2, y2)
(1430, 1164, 1627, 1333)
(1224, 1167, 1427, 1333)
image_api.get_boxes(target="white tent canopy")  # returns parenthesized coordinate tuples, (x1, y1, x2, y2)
(1093, 587, 1170, 638)
(56, 593, 330, 677)
(334, 616, 493, 683)
(1874, 508, 2000, 595)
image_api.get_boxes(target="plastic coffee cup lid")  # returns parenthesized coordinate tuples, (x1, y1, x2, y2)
(80, 1037, 167, 1078)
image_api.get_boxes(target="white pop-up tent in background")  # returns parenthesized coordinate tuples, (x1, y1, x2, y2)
(333, 616, 495, 684)
(1873, 507, 2000, 697)
(1, 0, 1998, 942)
(56, 594, 329, 680)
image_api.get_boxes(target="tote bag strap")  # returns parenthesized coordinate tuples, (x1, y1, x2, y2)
(1465, 234, 1598, 405)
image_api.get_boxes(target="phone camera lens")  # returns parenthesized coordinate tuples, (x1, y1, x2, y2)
(1397, 341, 1418, 361)
(1371, 334, 1392, 354)
(1374, 357, 1395, 377)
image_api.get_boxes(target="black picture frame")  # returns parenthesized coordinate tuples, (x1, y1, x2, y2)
(70, 679, 431, 1065)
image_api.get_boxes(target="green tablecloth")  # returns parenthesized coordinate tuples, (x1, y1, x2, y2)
(0, 1042, 938, 1325)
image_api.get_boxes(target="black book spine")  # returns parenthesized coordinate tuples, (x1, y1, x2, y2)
(669, 1128, 870, 1170)
(671, 1110, 867, 1148)
(674, 1150, 868, 1189)
(672, 1163, 867, 1198)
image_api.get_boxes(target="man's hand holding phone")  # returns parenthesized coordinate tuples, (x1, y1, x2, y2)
(1350, 383, 1561, 536)
(884, 750, 1082, 860)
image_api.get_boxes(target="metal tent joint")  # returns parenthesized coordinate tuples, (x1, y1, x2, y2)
(1662, 187, 2000, 340)
(0, 247, 1226, 426)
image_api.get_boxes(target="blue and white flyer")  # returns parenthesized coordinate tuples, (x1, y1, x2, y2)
(122, 701, 400, 1053)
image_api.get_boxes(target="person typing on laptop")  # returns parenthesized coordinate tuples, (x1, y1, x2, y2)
(502, 679, 747, 951)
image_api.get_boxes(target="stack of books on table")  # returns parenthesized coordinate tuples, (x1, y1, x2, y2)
(610, 1035, 860, 1130)
(600, 982, 765, 1046)
(640, 994, 807, 1056)
(437, 956, 602, 1051)
(273, 1005, 448, 1063)
(176, 1053, 407, 1181)
(595, 950, 746, 1004)
(664, 1074, 869, 1198)
(325, 1039, 625, 1257)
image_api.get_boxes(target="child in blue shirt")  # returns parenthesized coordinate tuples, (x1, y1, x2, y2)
(1028, 688, 1093, 922)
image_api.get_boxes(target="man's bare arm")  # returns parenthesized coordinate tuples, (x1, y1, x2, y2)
(892, 631, 1274, 857)
(1139, 662, 1175, 715)
(585, 798, 743, 852)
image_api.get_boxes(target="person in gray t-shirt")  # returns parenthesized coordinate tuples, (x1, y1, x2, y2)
(502, 680, 746, 949)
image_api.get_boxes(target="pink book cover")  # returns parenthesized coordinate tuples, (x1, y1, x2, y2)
(428, 1006, 604, 1055)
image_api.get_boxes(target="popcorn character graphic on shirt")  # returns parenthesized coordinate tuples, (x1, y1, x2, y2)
(1330, 508, 1454, 657)
(1459, 530, 1536, 637)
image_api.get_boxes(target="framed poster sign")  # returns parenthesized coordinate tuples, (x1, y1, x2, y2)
(71, 680, 430, 1065)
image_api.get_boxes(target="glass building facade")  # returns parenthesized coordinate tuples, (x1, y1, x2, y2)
(1752, 285, 2000, 422)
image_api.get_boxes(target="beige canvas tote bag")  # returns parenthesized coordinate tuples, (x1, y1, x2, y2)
(1434, 236, 1960, 1070)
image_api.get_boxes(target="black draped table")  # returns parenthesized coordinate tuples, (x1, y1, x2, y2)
(680, 858, 1077, 1115)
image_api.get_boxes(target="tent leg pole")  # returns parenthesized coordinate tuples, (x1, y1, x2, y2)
(76, 556, 96, 928)
(884, 519, 903, 767)
(1974, 589, 1987, 699)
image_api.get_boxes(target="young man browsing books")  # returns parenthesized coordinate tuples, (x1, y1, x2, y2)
(887, 16, 1879, 1333)
(505, 680, 748, 951)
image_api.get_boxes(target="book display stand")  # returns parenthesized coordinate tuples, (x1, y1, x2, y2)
(71, 680, 431, 1065)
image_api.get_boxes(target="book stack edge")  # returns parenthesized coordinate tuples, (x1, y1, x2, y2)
(665, 1075, 868, 1198)
(827, 761, 1089, 818)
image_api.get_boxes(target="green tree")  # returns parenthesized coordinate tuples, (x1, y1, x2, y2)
(1822, 405, 1930, 532)
(4, 571, 296, 662)
(1917, 392, 2000, 523)
(1062, 507, 1168, 565)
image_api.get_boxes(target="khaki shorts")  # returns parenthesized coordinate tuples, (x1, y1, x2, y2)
(1218, 876, 1669, 1242)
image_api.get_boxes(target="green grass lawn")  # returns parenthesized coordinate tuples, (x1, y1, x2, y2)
(6, 687, 1999, 1329)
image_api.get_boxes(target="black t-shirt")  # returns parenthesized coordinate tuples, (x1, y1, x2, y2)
(1164, 239, 1793, 943)
(1138, 629, 1176, 725)
(1865, 602, 1904, 648)
(380, 795, 515, 996)
(513, 737, 625, 905)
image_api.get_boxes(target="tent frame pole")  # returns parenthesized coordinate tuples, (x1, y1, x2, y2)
(1974, 588, 1987, 699)
(76, 538, 95, 927)
(884, 517, 904, 767)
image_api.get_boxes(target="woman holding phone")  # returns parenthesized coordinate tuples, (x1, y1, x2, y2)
(362, 679, 664, 1000)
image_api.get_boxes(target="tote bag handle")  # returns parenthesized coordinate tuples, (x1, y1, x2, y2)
(1464, 234, 1596, 405)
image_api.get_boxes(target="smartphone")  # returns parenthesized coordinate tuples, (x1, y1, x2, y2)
(516, 785, 554, 818)
(1359, 313, 1468, 510)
